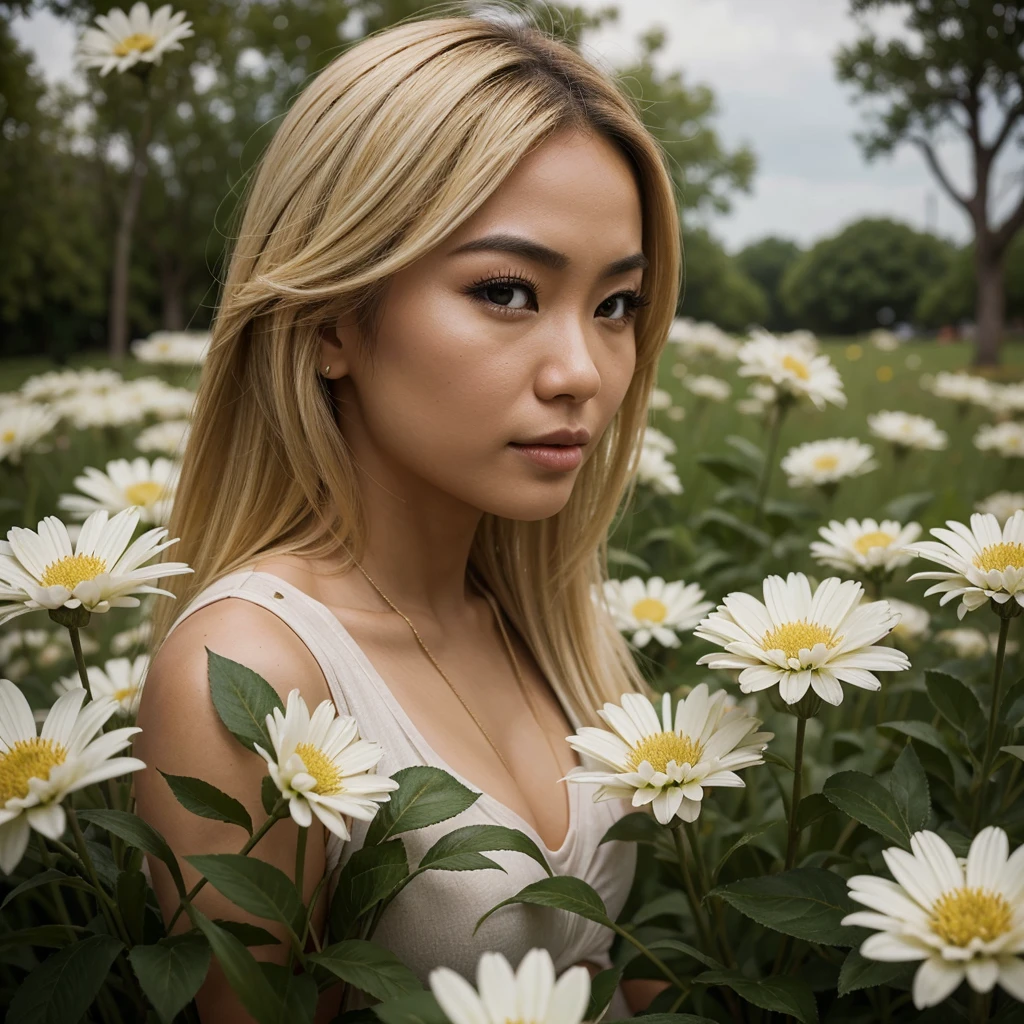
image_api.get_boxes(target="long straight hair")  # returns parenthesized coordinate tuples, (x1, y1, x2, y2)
(149, 7, 683, 729)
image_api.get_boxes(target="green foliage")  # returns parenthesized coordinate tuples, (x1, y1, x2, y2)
(735, 236, 804, 331)
(780, 217, 955, 334)
(678, 226, 770, 331)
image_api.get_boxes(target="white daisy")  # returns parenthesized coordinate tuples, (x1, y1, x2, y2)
(596, 576, 713, 649)
(429, 948, 590, 1024)
(737, 328, 846, 410)
(926, 371, 993, 408)
(867, 411, 947, 452)
(19, 368, 123, 404)
(669, 318, 740, 361)
(110, 620, 153, 655)
(694, 573, 911, 707)
(254, 688, 399, 841)
(935, 628, 1019, 660)
(0, 507, 193, 627)
(0, 403, 61, 466)
(780, 438, 877, 489)
(54, 655, 149, 717)
(75, 2, 194, 77)
(684, 375, 732, 402)
(0, 679, 145, 873)
(977, 492, 1024, 526)
(57, 456, 180, 526)
(975, 421, 1024, 459)
(810, 518, 922, 576)
(869, 329, 901, 351)
(134, 419, 191, 457)
(842, 828, 1024, 1010)
(562, 684, 771, 825)
(906, 511, 1024, 620)
(636, 428, 682, 495)
(131, 330, 209, 365)
(990, 382, 1024, 418)
(649, 387, 673, 411)
(886, 599, 930, 642)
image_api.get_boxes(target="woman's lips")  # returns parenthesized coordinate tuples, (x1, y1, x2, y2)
(508, 443, 583, 471)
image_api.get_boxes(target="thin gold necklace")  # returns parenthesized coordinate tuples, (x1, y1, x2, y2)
(349, 559, 569, 794)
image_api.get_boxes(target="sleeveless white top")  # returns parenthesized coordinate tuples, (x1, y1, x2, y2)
(166, 568, 638, 1017)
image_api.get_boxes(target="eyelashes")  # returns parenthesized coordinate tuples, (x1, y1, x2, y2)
(462, 270, 651, 324)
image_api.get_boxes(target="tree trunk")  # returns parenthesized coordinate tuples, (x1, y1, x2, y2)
(107, 103, 154, 362)
(973, 241, 1005, 367)
(159, 253, 185, 330)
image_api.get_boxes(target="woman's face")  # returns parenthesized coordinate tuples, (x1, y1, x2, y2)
(323, 127, 646, 523)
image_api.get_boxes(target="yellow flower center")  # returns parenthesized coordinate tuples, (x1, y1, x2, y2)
(2, 429, 15, 443)
(813, 454, 839, 471)
(854, 530, 895, 555)
(0, 738, 67, 802)
(782, 354, 810, 380)
(930, 887, 1012, 947)
(974, 543, 1024, 573)
(627, 732, 702, 773)
(40, 553, 107, 589)
(124, 481, 164, 506)
(631, 597, 668, 623)
(295, 742, 343, 795)
(762, 621, 841, 659)
(114, 32, 157, 56)
(112, 686, 139, 704)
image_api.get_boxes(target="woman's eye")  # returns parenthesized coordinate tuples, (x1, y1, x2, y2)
(480, 282, 534, 311)
(598, 294, 629, 319)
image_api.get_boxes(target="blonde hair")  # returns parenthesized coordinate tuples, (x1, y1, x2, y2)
(150, 6, 682, 729)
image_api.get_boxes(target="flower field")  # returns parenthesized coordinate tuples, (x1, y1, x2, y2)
(2, 322, 1024, 1023)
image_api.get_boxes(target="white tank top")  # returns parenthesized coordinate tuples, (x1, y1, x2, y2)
(165, 567, 637, 1017)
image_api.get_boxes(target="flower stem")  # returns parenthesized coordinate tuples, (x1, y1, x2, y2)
(167, 798, 287, 932)
(753, 399, 788, 527)
(672, 823, 714, 953)
(294, 825, 308, 901)
(67, 626, 94, 701)
(608, 920, 686, 992)
(784, 717, 807, 871)
(973, 613, 1012, 828)
(36, 833, 77, 941)
(67, 807, 132, 947)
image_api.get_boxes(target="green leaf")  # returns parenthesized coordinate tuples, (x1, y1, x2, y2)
(330, 840, 410, 939)
(879, 720, 970, 788)
(822, 770, 911, 848)
(837, 948, 912, 996)
(191, 910, 286, 1024)
(605, 1015, 720, 1024)
(881, 491, 933, 522)
(307, 939, 422, 1002)
(697, 453, 758, 484)
(694, 970, 818, 1023)
(714, 822, 778, 879)
(212, 920, 281, 946)
(726, 434, 766, 467)
(709, 867, 860, 945)
(598, 810, 664, 846)
(646, 938, 724, 971)
(185, 854, 304, 934)
(262, 775, 281, 816)
(370, 990, 449, 1024)
(206, 648, 284, 754)
(260, 962, 317, 1024)
(474, 875, 610, 935)
(925, 670, 983, 738)
(128, 934, 212, 1024)
(607, 547, 653, 572)
(364, 766, 480, 846)
(417, 823, 551, 877)
(0, 925, 86, 952)
(632, 890, 690, 925)
(78, 808, 185, 895)
(159, 770, 253, 834)
(586, 965, 623, 1022)
(796, 794, 836, 831)
(692, 508, 771, 550)
(7, 934, 124, 1024)
(1001, 746, 1024, 762)
(889, 743, 930, 834)
(0, 869, 91, 911)
(116, 868, 148, 945)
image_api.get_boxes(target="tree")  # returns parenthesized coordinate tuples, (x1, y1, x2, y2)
(780, 216, 954, 336)
(917, 234, 1024, 330)
(836, 1, 1024, 365)
(735, 236, 803, 332)
(677, 228, 769, 332)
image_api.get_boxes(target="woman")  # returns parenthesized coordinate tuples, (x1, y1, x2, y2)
(135, 7, 681, 1020)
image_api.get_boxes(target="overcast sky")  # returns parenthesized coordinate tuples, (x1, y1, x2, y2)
(11, 0, 1018, 252)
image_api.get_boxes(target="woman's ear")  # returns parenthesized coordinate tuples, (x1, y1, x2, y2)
(318, 314, 357, 379)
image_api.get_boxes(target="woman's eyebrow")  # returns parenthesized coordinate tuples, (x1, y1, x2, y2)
(447, 232, 648, 278)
